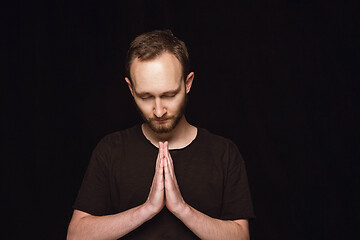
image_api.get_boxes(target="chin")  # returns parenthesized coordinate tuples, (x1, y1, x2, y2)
(149, 122, 175, 134)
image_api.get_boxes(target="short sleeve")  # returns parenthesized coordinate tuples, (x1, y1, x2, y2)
(73, 136, 112, 216)
(220, 141, 255, 220)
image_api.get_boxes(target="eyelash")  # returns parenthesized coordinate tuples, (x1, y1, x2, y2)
(141, 96, 153, 100)
(140, 94, 175, 100)
(163, 94, 176, 98)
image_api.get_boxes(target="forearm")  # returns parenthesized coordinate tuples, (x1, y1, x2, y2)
(176, 205, 249, 240)
(67, 204, 154, 240)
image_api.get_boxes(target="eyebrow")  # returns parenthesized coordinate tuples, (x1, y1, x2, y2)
(135, 84, 182, 97)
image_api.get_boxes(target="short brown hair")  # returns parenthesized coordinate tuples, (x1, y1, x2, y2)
(125, 29, 190, 81)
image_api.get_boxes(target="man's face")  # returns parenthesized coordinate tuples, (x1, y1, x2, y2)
(127, 53, 191, 134)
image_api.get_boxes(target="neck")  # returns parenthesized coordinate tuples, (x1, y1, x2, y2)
(141, 115, 197, 149)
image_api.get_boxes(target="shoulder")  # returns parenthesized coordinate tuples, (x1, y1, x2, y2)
(88, 124, 142, 168)
(196, 128, 243, 165)
(100, 124, 140, 143)
(93, 124, 141, 153)
(197, 128, 239, 152)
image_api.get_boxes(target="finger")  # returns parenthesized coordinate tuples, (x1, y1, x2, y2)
(154, 143, 165, 184)
(162, 142, 167, 168)
(155, 142, 162, 171)
(163, 149, 181, 200)
(164, 142, 175, 179)
(163, 142, 170, 170)
(155, 145, 161, 170)
(167, 154, 174, 179)
(163, 141, 168, 157)
(164, 142, 173, 171)
(163, 154, 174, 188)
(167, 148, 174, 174)
(159, 142, 164, 168)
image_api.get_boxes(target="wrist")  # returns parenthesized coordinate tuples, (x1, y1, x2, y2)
(140, 202, 158, 221)
(141, 200, 163, 221)
(172, 202, 192, 220)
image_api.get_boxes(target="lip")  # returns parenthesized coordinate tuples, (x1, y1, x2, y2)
(155, 119, 169, 123)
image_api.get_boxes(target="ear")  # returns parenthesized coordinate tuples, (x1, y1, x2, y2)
(185, 72, 194, 94)
(125, 77, 134, 96)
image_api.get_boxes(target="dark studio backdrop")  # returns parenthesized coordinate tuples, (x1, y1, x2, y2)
(3, 0, 358, 239)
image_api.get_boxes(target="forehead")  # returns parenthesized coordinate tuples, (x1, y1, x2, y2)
(130, 52, 183, 93)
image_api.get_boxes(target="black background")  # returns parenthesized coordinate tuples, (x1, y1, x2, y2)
(3, 0, 359, 239)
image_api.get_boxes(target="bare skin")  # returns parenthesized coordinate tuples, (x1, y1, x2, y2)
(125, 53, 197, 149)
(161, 142, 250, 240)
(67, 142, 249, 240)
(67, 53, 249, 239)
(67, 144, 166, 240)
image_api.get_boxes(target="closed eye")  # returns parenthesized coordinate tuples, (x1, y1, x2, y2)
(140, 96, 153, 100)
(135, 86, 181, 100)
(162, 93, 176, 98)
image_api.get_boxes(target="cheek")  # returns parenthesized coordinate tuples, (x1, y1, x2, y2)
(168, 95, 185, 111)
(135, 99, 152, 114)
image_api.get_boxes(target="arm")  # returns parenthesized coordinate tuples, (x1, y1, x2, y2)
(162, 142, 250, 240)
(174, 205, 249, 240)
(67, 205, 153, 240)
(67, 143, 166, 240)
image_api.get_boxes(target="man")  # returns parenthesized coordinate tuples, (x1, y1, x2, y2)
(67, 29, 255, 239)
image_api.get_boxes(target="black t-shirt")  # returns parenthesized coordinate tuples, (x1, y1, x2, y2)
(74, 124, 255, 239)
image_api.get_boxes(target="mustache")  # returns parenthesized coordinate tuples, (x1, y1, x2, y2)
(150, 116, 174, 121)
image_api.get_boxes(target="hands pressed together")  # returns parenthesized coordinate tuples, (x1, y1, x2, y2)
(143, 143, 249, 240)
(68, 141, 249, 240)
(145, 141, 188, 218)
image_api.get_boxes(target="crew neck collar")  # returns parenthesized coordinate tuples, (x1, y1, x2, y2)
(137, 123, 200, 151)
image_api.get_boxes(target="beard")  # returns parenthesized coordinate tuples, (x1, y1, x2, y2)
(135, 94, 188, 134)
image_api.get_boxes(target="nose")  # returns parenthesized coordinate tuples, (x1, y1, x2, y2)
(154, 98, 166, 118)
